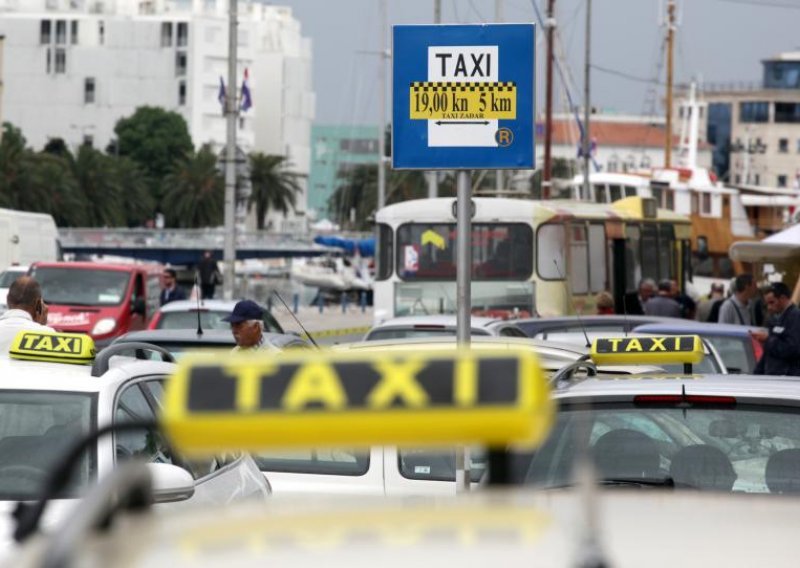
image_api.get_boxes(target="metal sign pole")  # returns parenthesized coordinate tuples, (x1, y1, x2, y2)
(455, 169, 472, 493)
(223, 0, 238, 300)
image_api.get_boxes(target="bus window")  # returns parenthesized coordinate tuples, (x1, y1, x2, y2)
(593, 184, 607, 203)
(569, 225, 589, 295)
(376, 224, 393, 281)
(588, 224, 606, 292)
(396, 223, 532, 281)
(658, 224, 675, 279)
(624, 185, 638, 197)
(641, 224, 659, 280)
(536, 224, 565, 280)
(624, 225, 642, 292)
(609, 185, 622, 202)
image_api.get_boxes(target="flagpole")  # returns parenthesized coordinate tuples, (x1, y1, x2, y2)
(223, 0, 238, 300)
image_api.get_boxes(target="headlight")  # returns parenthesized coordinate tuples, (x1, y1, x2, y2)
(92, 318, 117, 336)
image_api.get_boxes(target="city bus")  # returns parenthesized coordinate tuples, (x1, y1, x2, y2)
(373, 196, 692, 321)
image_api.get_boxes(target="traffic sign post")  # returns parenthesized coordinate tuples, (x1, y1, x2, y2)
(391, 24, 535, 493)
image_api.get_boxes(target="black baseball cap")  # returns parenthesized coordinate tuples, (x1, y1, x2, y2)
(222, 300, 264, 324)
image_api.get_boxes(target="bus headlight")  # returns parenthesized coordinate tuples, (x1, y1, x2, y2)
(92, 318, 116, 336)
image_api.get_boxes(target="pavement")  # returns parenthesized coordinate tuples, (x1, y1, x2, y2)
(270, 305, 374, 345)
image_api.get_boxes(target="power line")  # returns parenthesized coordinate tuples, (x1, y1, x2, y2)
(591, 63, 667, 86)
(717, 0, 800, 8)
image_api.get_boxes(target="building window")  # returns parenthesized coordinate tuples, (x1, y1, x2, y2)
(775, 102, 800, 124)
(45, 47, 52, 73)
(70, 20, 78, 45)
(54, 48, 66, 73)
(691, 193, 699, 214)
(701, 192, 711, 215)
(739, 101, 769, 123)
(177, 22, 188, 47)
(55, 20, 67, 44)
(607, 154, 619, 173)
(40, 20, 52, 44)
(779, 138, 789, 153)
(734, 174, 741, 184)
(98, 21, 105, 45)
(82, 134, 93, 148)
(778, 175, 788, 188)
(84, 78, 95, 104)
(175, 51, 187, 76)
(178, 80, 187, 106)
(754, 173, 760, 185)
(161, 22, 172, 47)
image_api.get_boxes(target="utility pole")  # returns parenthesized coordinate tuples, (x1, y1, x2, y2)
(378, 0, 388, 209)
(582, 0, 591, 201)
(223, 0, 238, 300)
(495, 0, 504, 193)
(543, 0, 555, 198)
(428, 0, 441, 198)
(665, 0, 676, 168)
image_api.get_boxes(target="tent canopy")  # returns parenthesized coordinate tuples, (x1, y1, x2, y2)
(729, 223, 800, 262)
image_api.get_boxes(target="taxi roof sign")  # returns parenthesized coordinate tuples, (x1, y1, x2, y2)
(590, 335, 704, 366)
(162, 347, 553, 456)
(9, 330, 95, 365)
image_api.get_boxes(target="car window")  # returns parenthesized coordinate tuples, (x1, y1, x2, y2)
(157, 311, 231, 330)
(705, 336, 752, 374)
(522, 403, 800, 494)
(263, 310, 283, 333)
(398, 448, 487, 483)
(365, 328, 490, 341)
(499, 326, 527, 337)
(255, 449, 370, 476)
(114, 383, 173, 465)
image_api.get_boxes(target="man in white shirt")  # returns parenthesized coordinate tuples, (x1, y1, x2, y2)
(718, 274, 757, 326)
(0, 277, 55, 355)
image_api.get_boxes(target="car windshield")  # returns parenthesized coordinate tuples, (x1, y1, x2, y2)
(34, 267, 130, 306)
(0, 270, 23, 288)
(365, 328, 491, 341)
(0, 390, 95, 500)
(157, 311, 231, 331)
(514, 403, 800, 494)
(125, 342, 232, 361)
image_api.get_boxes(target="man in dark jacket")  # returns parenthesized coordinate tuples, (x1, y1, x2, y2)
(752, 282, 800, 376)
(644, 279, 682, 318)
(159, 268, 187, 306)
(197, 250, 222, 300)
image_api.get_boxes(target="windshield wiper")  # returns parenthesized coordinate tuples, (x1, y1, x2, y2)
(546, 476, 675, 489)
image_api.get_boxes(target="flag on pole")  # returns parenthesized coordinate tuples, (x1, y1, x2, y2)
(240, 68, 252, 112)
(218, 76, 226, 114)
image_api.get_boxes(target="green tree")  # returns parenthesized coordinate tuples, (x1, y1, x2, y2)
(114, 157, 155, 227)
(161, 145, 224, 228)
(0, 123, 37, 210)
(113, 106, 193, 197)
(29, 152, 87, 226)
(247, 153, 303, 230)
(69, 144, 125, 226)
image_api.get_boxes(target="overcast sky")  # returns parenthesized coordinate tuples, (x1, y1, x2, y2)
(269, 0, 800, 125)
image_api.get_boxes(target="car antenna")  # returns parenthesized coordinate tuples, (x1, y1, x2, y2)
(621, 289, 630, 338)
(552, 258, 591, 348)
(271, 290, 321, 350)
(194, 273, 203, 336)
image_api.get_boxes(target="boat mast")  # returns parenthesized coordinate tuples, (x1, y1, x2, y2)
(664, 0, 676, 168)
(581, 0, 591, 201)
(543, 0, 556, 198)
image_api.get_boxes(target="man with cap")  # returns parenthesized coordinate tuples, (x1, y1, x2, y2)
(223, 299, 275, 352)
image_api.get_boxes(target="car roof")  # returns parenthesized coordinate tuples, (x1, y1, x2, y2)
(370, 315, 506, 329)
(634, 321, 763, 337)
(515, 315, 684, 329)
(0, 356, 175, 392)
(554, 372, 800, 402)
(157, 299, 241, 313)
(32, 261, 154, 272)
(114, 329, 304, 348)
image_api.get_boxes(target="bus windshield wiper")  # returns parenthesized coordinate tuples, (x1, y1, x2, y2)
(545, 476, 675, 489)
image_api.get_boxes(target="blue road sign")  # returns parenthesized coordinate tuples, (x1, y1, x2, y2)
(392, 24, 535, 171)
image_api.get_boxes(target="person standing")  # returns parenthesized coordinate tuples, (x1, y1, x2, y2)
(671, 279, 697, 320)
(625, 278, 656, 315)
(718, 274, 757, 326)
(697, 283, 725, 322)
(752, 282, 800, 376)
(0, 277, 55, 355)
(159, 268, 187, 306)
(644, 279, 682, 318)
(223, 300, 276, 352)
(197, 251, 222, 300)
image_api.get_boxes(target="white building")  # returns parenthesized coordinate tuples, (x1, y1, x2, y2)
(0, 0, 315, 230)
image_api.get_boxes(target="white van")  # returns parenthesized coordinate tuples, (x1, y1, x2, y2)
(0, 208, 59, 268)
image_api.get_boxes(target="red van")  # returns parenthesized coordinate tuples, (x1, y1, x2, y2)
(30, 261, 163, 346)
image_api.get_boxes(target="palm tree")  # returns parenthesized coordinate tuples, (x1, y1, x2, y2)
(69, 144, 125, 226)
(29, 152, 87, 226)
(114, 157, 155, 227)
(247, 153, 303, 230)
(161, 145, 223, 228)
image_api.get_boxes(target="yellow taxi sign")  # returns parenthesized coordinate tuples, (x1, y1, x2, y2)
(590, 335, 704, 366)
(9, 330, 95, 365)
(162, 348, 553, 456)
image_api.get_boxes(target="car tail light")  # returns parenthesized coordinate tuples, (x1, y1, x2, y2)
(634, 394, 736, 405)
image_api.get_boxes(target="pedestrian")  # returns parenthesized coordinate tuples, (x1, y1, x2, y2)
(197, 250, 222, 300)
(718, 274, 757, 326)
(223, 299, 276, 352)
(625, 278, 656, 315)
(0, 276, 55, 356)
(159, 268, 187, 306)
(671, 279, 697, 320)
(697, 282, 725, 322)
(751, 282, 800, 376)
(644, 279, 682, 318)
(595, 291, 615, 315)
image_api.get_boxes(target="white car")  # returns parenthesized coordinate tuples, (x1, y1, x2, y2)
(0, 265, 28, 312)
(148, 299, 283, 333)
(0, 333, 269, 557)
(364, 315, 526, 341)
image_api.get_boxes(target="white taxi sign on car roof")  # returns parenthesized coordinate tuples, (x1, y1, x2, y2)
(590, 335, 704, 366)
(9, 330, 95, 365)
(162, 347, 552, 456)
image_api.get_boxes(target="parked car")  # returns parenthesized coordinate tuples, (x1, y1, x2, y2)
(0, 265, 28, 312)
(148, 299, 283, 334)
(514, 315, 681, 341)
(363, 315, 527, 341)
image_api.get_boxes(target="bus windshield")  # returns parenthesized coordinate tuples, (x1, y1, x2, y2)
(34, 267, 131, 306)
(395, 223, 533, 281)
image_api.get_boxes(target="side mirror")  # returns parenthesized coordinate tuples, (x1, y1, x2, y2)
(146, 463, 195, 503)
(132, 298, 146, 316)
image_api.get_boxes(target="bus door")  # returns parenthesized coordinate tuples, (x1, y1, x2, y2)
(605, 221, 629, 315)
